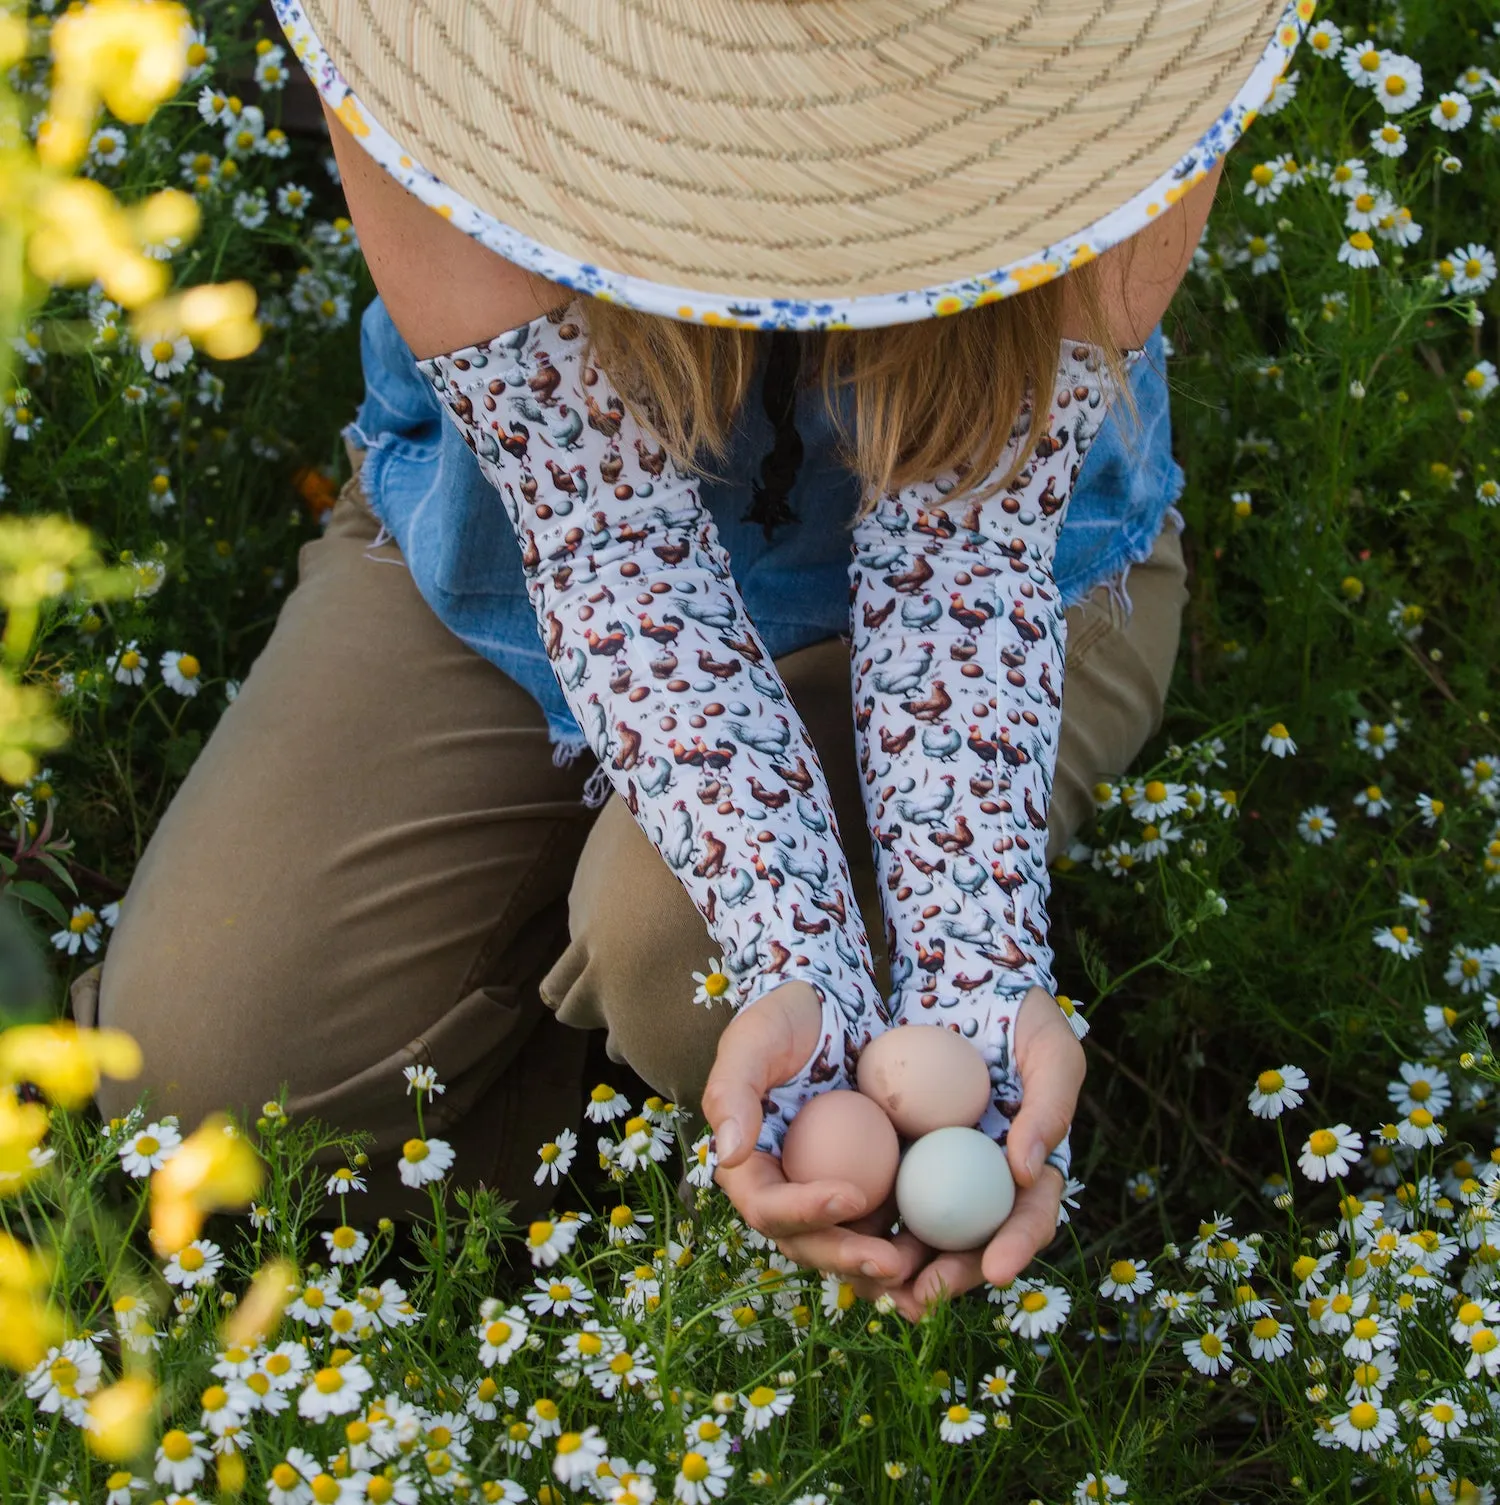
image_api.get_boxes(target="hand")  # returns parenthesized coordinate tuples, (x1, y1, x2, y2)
(700, 981, 922, 1285)
(852, 986, 1085, 1321)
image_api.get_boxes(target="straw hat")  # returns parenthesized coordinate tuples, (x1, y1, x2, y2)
(274, 0, 1312, 329)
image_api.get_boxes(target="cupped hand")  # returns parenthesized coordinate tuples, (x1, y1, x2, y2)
(699, 981, 921, 1285)
(851, 986, 1085, 1322)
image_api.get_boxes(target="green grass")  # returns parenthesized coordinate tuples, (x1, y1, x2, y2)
(2, 1, 1500, 1500)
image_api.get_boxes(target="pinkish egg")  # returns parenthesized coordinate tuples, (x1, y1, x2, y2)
(780, 1090, 899, 1212)
(856, 1025, 990, 1139)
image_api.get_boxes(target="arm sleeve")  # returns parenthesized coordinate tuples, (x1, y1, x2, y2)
(848, 340, 1143, 1177)
(414, 301, 888, 1154)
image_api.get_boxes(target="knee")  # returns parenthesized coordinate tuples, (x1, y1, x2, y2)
(544, 799, 729, 1113)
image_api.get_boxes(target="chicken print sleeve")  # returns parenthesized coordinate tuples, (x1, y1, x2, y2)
(849, 340, 1144, 1179)
(414, 301, 888, 1155)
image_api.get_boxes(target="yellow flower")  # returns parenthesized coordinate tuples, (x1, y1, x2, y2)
(150, 1114, 262, 1255)
(222, 1258, 297, 1347)
(84, 1374, 156, 1461)
(0, 1021, 141, 1110)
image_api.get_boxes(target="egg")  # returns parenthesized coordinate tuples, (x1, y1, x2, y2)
(780, 1089, 900, 1213)
(895, 1127, 1015, 1251)
(855, 1025, 991, 1138)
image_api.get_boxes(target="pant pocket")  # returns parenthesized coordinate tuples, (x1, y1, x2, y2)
(288, 981, 542, 1159)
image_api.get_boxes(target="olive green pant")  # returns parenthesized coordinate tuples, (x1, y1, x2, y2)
(72, 470, 1187, 1220)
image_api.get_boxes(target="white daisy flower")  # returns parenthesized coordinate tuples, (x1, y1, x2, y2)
(1340, 39, 1386, 88)
(585, 1084, 631, 1123)
(1183, 1323, 1234, 1375)
(1352, 785, 1391, 819)
(159, 650, 202, 697)
(1129, 779, 1187, 822)
(1330, 1401, 1397, 1452)
(1246, 1313, 1294, 1360)
(402, 1065, 445, 1096)
(529, 1131, 577, 1185)
(1297, 806, 1337, 844)
(1390, 1061, 1453, 1115)
(1369, 122, 1407, 157)
(286, 1274, 343, 1327)
(153, 1429, 212, 1491)
(1098, 1258, 1154, 1302)
(1353, 719, 1397, 759)
(254, 43, 289, 91)
(475, 1303, 529, 1365)
(325, 1166, 367, 1197)
(524, 1216, 580, 1268)
(1005, 1282, 1071, 1338)
(276, 183, 312, 219)
(118, 1120, 181, 1177)
(1247, 1064, 1309, 1119)
(1372, 52, 1422, 112)
(524, 1275, 592, 1317)
(162, 1239, 224, 1289)
(322, 1225, 369, 1264)
(671, 1446, 734, 1502)
(397, 1135, 454, 1187)
(606, 1204, 652, 1245)
(296, 1360, 373, 1420)
(1416, 1394, 1468, 1440)
(740, 1384, 793, 1434)
(87, 125, 127, 166)
(1261, 722, 1296, 757)
(1396, 1108, 1444, 1149)
(232, 190, 269, 230)
(1372, 924, 1422, 960)
(1072, 1473, 1130, 1504)
(51, 904, 103, 956)
(1338, 231, 1380, 269)
(223, 104, 266, 158)
(1450, 243, 1497, 296)
(1431, 92, 1472, 130)
(1464, 361, 1498, 405)
(938, 1402, 985, 1444)
(110, 641, 147, 685)
(553, 1428, 610, 1489)
(1298, 1125, 1363, 1182)
(1304, 20, 1342, 58)
(692, 958, 733, 1008)
(25, 1340, 103, 1418)
(139, 334, 192, 378)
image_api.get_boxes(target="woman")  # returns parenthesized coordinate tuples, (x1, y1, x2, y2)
(77, 0, 1307, 1319)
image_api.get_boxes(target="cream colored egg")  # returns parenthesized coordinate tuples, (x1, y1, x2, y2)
(856, 1024, 991, 1138)
(780, 1089, 900, 1212)
(895, 1127, 1015, 1251)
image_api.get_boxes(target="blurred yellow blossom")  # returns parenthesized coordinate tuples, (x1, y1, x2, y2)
(150, 1114, 263, 1255)
(83, 1374, 157, 1461)
(0, 1022, 142, 1111)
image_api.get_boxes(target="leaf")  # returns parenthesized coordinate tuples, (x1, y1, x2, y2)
(35, 852, 77, 894)
(5, 880, 70, 928)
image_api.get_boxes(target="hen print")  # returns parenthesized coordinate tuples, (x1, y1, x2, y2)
(850, 341, 1143, 1178)
(416, 302, 890, 1154)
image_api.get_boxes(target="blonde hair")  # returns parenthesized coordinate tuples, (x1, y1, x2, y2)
(544, 259, 1142, 518)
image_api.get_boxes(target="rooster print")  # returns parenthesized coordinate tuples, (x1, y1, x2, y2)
(850, 341, 1142, 1174)
(416, 302, 892, 1156)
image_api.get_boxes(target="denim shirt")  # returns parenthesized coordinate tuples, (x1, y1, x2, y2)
(344, 296, 1185, 752)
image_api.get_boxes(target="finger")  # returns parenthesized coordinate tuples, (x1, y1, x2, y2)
(714, 1153, 870, 1236)
(847, 1231, 930, 1305)
(981, 1168, 1065, 1288)
(911, 1247, 988, 1310)
(774, 1225, 912, 1283)
(1007, 989, 1085, 1189)
(700, 1011, 781, 1170)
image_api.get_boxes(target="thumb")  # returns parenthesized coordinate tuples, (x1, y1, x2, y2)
(1006, 993, 1085, 1189)
(700, 1006, 779, 1171)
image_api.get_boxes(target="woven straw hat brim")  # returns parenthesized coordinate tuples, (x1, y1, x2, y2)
(274, 0, 1310, 329)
